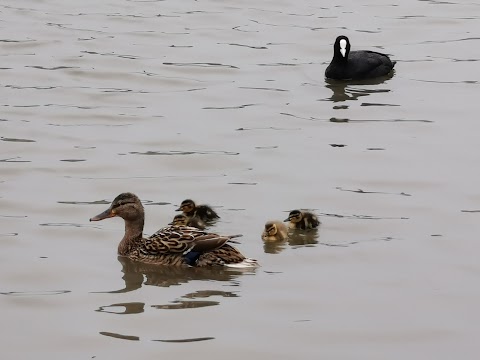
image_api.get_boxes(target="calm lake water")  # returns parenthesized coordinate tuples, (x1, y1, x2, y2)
(1, 0, 479, 359)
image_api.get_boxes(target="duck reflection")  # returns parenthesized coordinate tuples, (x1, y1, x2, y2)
(96, 302, 145, 315)
(98, 288, 240, 317)
(324, 72, 394, 104)
(288, 229, 319, 247)
(262, 229, 319, 254)
(263, 239, 288, 254)
(106, 256, 256, 293)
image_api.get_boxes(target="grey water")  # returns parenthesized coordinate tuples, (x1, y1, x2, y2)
(1, 0, 480, 359)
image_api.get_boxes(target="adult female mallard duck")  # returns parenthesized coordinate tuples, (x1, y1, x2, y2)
(176, 199, 220, 222)
(284, 210, 320, 230)
(262, 221, 288, 242)
(90, 193, 256, 267)
(169, 213, 206, 230)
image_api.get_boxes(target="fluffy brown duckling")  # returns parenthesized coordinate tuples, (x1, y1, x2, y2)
(262, 221, 288, 242)
(284, 210, 320, 230)
(169, 213, 206, 230)
(90, 193, 256, 267)
(176, 199, 220, 222)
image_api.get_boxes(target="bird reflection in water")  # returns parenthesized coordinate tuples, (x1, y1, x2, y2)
(97, 291, 239, 315)
(263, 229, 319, 254)
(105, 256, 256, 293)
(263, 240, 288, 254)
(96, 258, 252, 316)
(287, 229, 319, 247)
(96, 302, 145, 315)
(324, 72, 394, 104)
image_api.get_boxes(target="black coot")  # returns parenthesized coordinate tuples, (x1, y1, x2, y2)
(325, 36, 395, 80)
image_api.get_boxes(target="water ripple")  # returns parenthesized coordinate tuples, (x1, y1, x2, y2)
(81, 51, 141, 60)
(320, 213, 409, 220)
(151, 300, 219, 309)
(203, 104, 256, 110)
(96, 302, 145, 315)
(219, 42, 268, 49)
(130, 150, 239, 156)
(0, 157, 31, 163)
(25, 66, 79, 70)
(57, 200, 111, 205)
(336, 187, 412, 197)
(99, 332, 139, 341)
(153, 337, 214, 343)
(1, 137, 35, 142)
(39, 222, 101, 228)
(1, 290, 71, 296)
(163, 62, 238, 69)
(239, 86, 288, 92)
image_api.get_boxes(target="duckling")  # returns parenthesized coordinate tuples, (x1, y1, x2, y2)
(176, 199, 220, 222)
(90, 192, 256, 267)
(169, 213, 207, 230)
(284, 210, 320, 230)
(262, 221, 288, 242)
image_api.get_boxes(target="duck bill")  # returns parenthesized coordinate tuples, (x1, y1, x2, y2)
(90, 208, 116, 222)
(283, 218, 290, 222)
(175, 207, 182, 211)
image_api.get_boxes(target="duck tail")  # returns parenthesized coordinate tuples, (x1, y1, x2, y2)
(228, 234, 243, 239)
(224, 258, 259, 269)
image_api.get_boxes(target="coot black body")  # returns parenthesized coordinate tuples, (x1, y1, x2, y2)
(325, 36, 395, 80)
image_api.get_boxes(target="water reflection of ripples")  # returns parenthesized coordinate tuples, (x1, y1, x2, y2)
(99, 331, 214, 343)
(96, 302, 145, 315)
(96, 259, 251, 343)
(97, 291, 238, 319)
(152, 300, 219, 310)
(102, 256, 256, 293)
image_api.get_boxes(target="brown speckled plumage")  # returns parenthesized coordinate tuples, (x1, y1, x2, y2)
(90, 193, 254, 267)
(176, 199, 220, 222)
(284, 210, 320, 230)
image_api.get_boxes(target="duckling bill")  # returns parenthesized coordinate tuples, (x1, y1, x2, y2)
(284, 210, 320, 230)
(176, 199, 220, 222)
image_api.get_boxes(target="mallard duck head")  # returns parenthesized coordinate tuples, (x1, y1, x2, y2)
(169, 214, 188, 226)
(284, 210, 303, 223)
(90, 192, 144, 222)
(175, 199, 196, 213)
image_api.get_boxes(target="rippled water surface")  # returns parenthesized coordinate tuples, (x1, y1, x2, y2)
(1, 0, 480, 358)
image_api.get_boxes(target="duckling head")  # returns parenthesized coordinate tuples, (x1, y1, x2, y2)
(264, 221, 280, 236)
(90, 192, 144, 222)
(284, 209, 303, 223)
(169, 214, 188, 226)
(175, 199, 196, 213)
